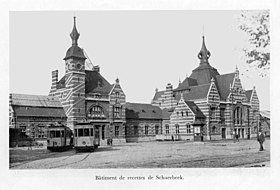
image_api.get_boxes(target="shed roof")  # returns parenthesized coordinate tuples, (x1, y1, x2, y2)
(11, 93, 63, 108)
(13, 106, 66, 118)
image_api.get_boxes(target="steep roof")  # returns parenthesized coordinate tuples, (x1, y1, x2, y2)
(189, 64, 220, 85)
(13, 106, 66, 118)
(215, 73, 235, 101)
(85, 70, 113, 94)
(57, 75, 66, 89)
(152, 90, 165, 101)
(175, 83, 211, 101)
(126, 102, 162, 120)
(11, 93, 63, 108)
(245, 90, 253, 102)
(162, 108, 174, 119)
(174, 77, 198, 92)
(185, 101, 205, 118)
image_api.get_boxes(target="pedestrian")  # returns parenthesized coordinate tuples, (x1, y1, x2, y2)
(236, 133, 239, 142)
(28, 140, 32, 150)
(257, 131, 265, 151)
(171, 136, 174, 141)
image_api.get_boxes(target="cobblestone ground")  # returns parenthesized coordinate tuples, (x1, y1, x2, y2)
(10, 139, 270, 169)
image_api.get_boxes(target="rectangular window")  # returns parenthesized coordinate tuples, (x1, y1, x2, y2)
(90, 128, 93, 136)
(115, 126, 119, 137)
(166, 125, 169, 134)
(134, 126, 138, 136)
(211, 107, 216, 119)
(84, 128, 89, 136)
(78, 128, 83, 137)
(155, 125, 159, 135)
(50, 131, 55, 138)
(61, 130, 64, 138)
(186, 124, 191, 134)
(145, 125, 149, 135)
(55, 131, 61, 137)
(176, 125, 180, 134)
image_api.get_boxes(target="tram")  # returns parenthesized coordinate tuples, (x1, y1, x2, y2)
(47, 124, 73, 151)
(74, 123, 100, 152)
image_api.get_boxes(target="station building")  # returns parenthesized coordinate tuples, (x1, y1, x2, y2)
(9, 17, 261, 146)
(151, 36, 260, 141)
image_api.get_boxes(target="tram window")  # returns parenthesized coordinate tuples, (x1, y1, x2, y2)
(90, 128, 93, 136)
(55, 131, 61, 137)
(78, 128, 83, 137)
(74, 129, 77, 137)
(84, 128, 90, 136)
(50, 131, 55, 138)
(61, 130, 65, 137)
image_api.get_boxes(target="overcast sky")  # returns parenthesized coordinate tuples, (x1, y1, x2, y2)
(9, 11, 270, 110)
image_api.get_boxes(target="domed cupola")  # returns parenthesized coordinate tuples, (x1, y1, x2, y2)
(64, 16, 86, 60)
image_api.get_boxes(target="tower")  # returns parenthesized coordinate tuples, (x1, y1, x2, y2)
(63, 17, 87, 129)
(189, 36, 219, 85)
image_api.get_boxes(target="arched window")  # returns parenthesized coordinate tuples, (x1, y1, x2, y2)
(88, 105, 105, 118)
(212, 126, 217, 133)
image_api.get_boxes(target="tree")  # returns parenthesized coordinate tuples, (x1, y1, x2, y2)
(238, 10, 270, 76)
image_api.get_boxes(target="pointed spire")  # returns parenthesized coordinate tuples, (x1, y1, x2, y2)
(70, 16, 80, 46)
(197, 36, 211, 65)
(235, 65, 239, 79)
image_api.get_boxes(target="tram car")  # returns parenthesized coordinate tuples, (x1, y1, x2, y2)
(47, 124, 73, 151)
(74, 123, 100, 152)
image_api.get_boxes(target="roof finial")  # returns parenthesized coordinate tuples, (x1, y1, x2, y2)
(197, 35, 211, 65)
(70, 16, 80, 46)
(202, 24, 204, 37)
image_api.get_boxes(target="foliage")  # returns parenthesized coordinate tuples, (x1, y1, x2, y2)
(238, 10, 270, 76)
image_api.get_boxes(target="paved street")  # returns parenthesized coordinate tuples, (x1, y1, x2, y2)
(10, 139, 270, 169)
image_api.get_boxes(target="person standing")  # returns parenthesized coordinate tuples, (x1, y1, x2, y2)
(257, 131, 265, 151)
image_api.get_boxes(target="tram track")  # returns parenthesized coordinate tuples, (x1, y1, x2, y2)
(48, 152, 92, 169)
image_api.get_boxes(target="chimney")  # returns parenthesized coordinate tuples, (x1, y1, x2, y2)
(49, 70, 58, 95)
(166, 83, 173, 91)
(93, 65, 100, 73)
(9, 93, 12, 106)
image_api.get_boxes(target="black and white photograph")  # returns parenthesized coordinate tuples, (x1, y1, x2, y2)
(1, 0, 280, 189)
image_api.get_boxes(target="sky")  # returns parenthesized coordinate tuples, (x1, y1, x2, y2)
(9, 11, 270, 110)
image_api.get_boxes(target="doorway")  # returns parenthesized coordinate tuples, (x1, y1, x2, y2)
(221, 128, 226, 139)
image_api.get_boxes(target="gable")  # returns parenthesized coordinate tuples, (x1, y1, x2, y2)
(207, 81, 220, 103)
(85, 70, 113, 94)
(215, 73, 235, 101)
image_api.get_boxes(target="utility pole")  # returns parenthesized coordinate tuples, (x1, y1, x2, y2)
(230, 84, 235, 142)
